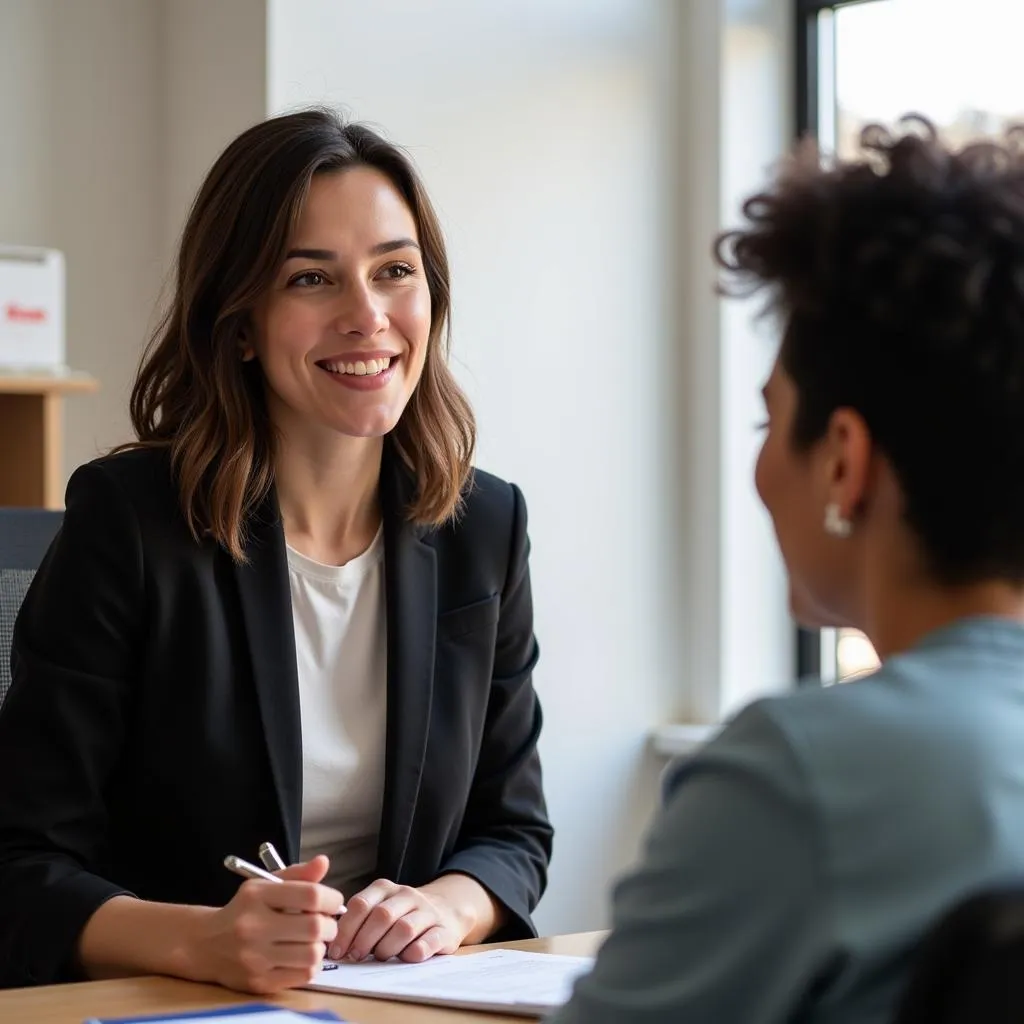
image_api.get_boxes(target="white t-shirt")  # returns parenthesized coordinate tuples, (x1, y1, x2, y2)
(286, 526, 387, 898)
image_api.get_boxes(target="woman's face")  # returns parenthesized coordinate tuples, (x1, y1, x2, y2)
(246, 167, 432, 443)
(754, 358, 864, 629)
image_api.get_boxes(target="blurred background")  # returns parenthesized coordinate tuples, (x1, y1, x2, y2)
(0, 0, 1017, 935)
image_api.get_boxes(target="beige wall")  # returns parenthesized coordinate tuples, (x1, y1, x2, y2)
(0, 0, 267, 484)
(0, 0, 162, 477)
(160, 0, 267, 260)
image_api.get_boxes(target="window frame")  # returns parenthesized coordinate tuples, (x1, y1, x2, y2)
(796, 0, 884, 131)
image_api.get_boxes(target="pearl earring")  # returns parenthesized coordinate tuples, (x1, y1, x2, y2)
(824, 502, 853, 539)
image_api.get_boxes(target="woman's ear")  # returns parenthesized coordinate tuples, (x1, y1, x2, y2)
(823, 406, 873, 522)
(238, 328, 256, 363)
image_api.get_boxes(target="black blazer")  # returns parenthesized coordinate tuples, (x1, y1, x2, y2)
(0, 445, 552, 988)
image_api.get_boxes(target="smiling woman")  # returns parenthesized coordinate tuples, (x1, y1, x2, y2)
(242, 169, 432, 468)
(128, 111, 474, 562)
(0, 108, 552, 994)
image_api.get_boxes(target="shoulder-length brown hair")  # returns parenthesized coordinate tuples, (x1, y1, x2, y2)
(122, 107, 475, 562)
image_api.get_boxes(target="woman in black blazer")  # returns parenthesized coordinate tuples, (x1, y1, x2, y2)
(0, 109, 551, 992)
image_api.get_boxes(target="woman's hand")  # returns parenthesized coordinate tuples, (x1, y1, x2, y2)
(186, 855, 345, 994)
(328, 872, 503, 963)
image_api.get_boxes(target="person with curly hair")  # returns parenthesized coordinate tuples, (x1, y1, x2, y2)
(551, 116, 1024, 1023)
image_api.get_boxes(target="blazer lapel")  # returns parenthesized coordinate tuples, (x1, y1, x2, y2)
(233, 493, 302, 864)
(378, 447, 437, 880)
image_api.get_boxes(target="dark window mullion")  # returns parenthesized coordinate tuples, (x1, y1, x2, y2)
(795, 8, 819, 138)
(797, 0, 881, 13)
(792, 0, 887, 682)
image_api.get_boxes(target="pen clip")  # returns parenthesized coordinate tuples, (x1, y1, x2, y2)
(259, 841, 287, 873)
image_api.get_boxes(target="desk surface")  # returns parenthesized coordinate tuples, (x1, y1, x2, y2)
(0, 932, 605, 1023)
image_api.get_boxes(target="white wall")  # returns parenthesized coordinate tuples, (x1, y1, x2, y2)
(270, 0, 681, 934)
(269, 0, 794, 934)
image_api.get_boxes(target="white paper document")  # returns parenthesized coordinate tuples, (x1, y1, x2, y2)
(303, 948, 594, 1016)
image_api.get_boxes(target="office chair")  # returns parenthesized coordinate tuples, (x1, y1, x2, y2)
(892, 882, 1024, 1023)
(0, 508, 63, 707)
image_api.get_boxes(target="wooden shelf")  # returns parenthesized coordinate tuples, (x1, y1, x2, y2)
(0, 371, 100, 508)
(0, 371, 99, 395)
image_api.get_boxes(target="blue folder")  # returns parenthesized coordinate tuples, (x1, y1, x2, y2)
(83, 1002, 346, 1024)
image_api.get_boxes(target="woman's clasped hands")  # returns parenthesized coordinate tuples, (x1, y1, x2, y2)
(188, 855, 472, 993)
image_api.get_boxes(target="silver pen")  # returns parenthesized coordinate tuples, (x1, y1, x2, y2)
(225, 852, 347, 915)
(224, 854, 284, 884)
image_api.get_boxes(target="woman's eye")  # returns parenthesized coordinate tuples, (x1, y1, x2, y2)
(290, 271, 328, 288)
(380, 262, 416, 281)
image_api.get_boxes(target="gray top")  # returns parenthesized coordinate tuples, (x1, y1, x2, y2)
(551, 617, 1024, 1024)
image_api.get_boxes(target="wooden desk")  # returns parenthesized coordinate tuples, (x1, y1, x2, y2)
(0, 371, 99, 508)
(0, 932, 605, 1023)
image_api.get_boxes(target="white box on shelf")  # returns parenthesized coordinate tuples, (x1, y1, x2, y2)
(0, 245, 66, 372)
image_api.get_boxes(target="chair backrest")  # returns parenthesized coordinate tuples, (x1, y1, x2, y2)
(0, 508, 64, 570)
(0, 508, 63, 707)
(892, 883, 1024, 1023)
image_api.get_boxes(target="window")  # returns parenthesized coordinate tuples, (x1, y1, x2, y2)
(795, 0, 1024, 683)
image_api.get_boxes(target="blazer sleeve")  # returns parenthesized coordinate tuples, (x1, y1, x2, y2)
(548, 702, 830, 1024)
(439, 483, 553, 939)
(0, 462, 144, 987)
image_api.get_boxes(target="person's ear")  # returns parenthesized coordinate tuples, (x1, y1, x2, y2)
(822, 407, 872, 534)
(238, 329, 256, 363)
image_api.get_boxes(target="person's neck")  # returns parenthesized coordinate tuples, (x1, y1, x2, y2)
(862, 573, 1024, 661)
(274, 431, 385, 567)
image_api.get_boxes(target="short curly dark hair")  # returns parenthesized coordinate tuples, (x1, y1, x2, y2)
(716, 115, 1024, 585)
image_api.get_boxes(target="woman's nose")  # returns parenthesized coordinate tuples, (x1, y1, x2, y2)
(333, 285, 388, 337)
